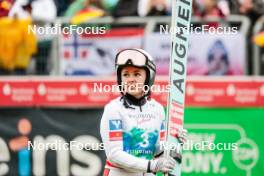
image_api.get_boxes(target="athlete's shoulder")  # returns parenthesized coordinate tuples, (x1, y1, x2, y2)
(104, 96, 123, 110)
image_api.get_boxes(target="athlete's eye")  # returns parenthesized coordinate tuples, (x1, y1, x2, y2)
(134, 72, 141, 77)
(122, 73, 129, 77)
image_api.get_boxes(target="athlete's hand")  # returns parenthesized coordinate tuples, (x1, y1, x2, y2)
(150, 157, 176, 173)
(177, 128, 188, 144)
(169, 128, 187, 164)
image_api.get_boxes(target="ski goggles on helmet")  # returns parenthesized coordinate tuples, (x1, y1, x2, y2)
(115, 49, 155, 71)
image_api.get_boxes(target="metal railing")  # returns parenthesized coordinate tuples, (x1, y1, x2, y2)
(56, 15, 251, 34)
(253, 15, 264, 75)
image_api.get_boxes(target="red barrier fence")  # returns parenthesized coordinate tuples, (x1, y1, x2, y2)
(0, 76, 263, 107)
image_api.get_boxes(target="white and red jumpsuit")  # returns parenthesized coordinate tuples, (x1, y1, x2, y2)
(100, 95, 165, 176)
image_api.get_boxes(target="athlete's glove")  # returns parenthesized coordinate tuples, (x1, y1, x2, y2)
(177, 128, 188, 144)
(169, 128, 188, 164)
(148, 157, 176, 173)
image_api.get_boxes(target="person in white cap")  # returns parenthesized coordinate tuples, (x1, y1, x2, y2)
(100, 48, 187, 176)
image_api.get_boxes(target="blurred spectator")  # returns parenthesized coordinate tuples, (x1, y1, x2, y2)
(0, 17, 21, 74)
(138, 0, 170, 16)
(8, 0, 56, 75)
(9, 0, 57, 22)
(193, 0, 226, 18)
(31, 0, 57, 22)
(65, 0, 105, 24)
(101, 0, 119, 14)
(9, 0, 31, 19)
(238, 0, 254, 14)
(112, 0, 138, 17)
(65, 0, 88, 17)
(193, 0, 228, 28)
(0, 1, 37, 75)
(53, 0, 72, 16)
(0, 0, 13, 17)
(113, 0, 170, 17)
(216, 0, 230, 16)
(14, 19, 37, 75)
(232, 0, 264, 23)
(112, 0, 231, 17)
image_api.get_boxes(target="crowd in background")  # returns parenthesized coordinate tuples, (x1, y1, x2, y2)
(0, 0, 264, 75)
(2, 0, 263, 20)
(1, 0, 261, 20)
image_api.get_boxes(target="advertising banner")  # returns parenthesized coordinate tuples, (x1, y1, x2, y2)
(0, 108, 263, 175)
(144, 33, 246, 75)
(0, 77, 263, 107)
(0, 108, 105, 176)
(182, 108, 264, 176)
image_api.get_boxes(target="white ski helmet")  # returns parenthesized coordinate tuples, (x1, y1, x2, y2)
(115, 48, 156, 94)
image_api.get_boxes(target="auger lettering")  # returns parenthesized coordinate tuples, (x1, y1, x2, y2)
(172, 0, 191, 94)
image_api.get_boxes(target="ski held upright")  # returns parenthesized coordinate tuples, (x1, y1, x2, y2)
(165, 0, 193, 176)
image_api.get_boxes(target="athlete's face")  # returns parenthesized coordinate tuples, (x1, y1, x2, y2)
(121, 66, 146, 99)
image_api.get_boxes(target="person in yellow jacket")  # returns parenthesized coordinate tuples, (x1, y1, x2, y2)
(14, 17, 37, 74)
(0, 17, 22, 74)
(0, 4, 37, 75)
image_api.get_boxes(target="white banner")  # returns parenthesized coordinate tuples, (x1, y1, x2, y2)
(144, 33, 246, 75)
(59, 31, 246, 76)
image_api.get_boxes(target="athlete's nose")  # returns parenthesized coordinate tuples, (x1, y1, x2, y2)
(127, 75, 136, 84)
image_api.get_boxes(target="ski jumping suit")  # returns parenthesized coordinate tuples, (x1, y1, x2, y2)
(100, 95, 166, 176)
